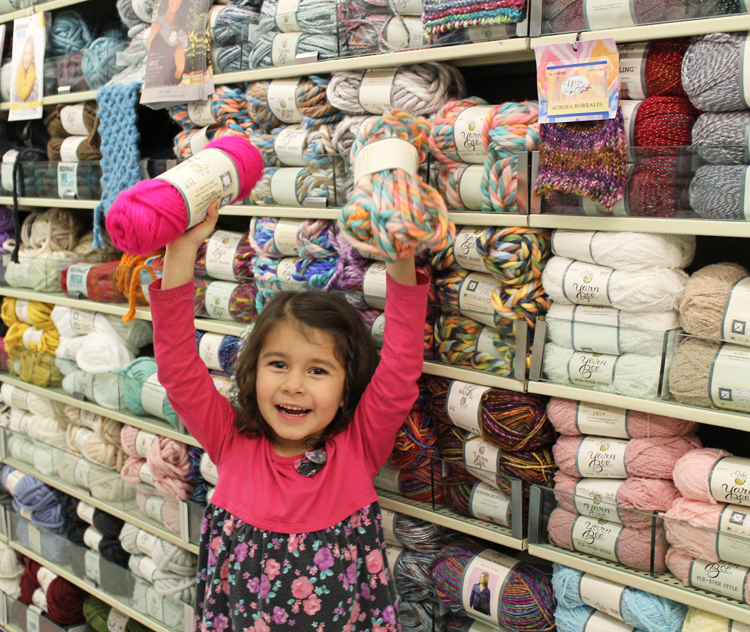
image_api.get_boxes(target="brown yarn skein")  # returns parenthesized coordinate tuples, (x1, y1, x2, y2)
(667, 337, 721, 408)
(47, 136, 101, 161)
(44, 104, 99, 138)
(679, 262, 749, 338)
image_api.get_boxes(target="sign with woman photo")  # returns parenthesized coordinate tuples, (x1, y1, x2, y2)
(9, 15, 43, 121)
(460, 549, 520, 626)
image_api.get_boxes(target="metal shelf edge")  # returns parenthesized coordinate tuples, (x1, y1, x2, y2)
(422, 362, 526, 392)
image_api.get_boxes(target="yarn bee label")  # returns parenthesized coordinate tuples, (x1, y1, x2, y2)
(69, 309, 96, 335)
(36, 567, 57, 593)
(186, 99, 216, 127)
(205, 230, 244, 281)
(73, 426, 93, 453)
(370, 313, 386, 347)
(76, 501, 95, 524)
(198, 333, 224, 371)
(460, 549, 519, 625)
(458, 272, 499, 327)
(136, 529, 158, 557)
(73, 371, 95, 400)
(139, 556, 158, 582)
(9, 387, 28, 410)
(13, 298, 29, 324)
(267, 79, 304, 123)
(476, 326, 507, 361)
(271, 32, 303, 66)
(562, 261, 614, 307)
(61, 336, 84, 360)
(709, 345, 750, 413)
(59, 136, 86, 162)
(568, 352, 618, 388)
(578, 573, 626, 620)
(144, 495, 165, 522)
(188, 127, 211, 155)
(462, 435, 501, 488)
(107, 608, 130, 632)
(374, 462, 402, 493)
(358, 68, 399, 115)
(271, 169, 305, 206)
(458, 166, 484, 211)
(385, 544, 404, 574)
(74, 457, 92, 489)
(11, 260, 31, 286)
(141, 373, 168, 420)
(575, 402, 629, 438)
(277, 258, 306, 291)
(200, 452, 219, 485)
(571, 516, 623, 563)
(3, 470, 23, 495)
(205, 281, 236, 321)
(551, 230, 599, 264)
(618, 42, 649, 100)
(273, 127, 308, 167)
(574, 479, 624, 523)
(446, 381, 492, 436)
(363, 263, 387, 310)
(384, 17, 423, 50)
(84, 526, 103, 553)
(583, 0, 635, 31)
(139, 461, 155, 486)
(272, 219, 303, 256)
(454, 226, 487, 272)
(722, 277, 750, 345)
(60, 104, 88, 136)
(353, 137, 418, 182)
(582, 611, 634, 632)
(135, 430, 158, 458)
(275, 0, 301, 32)
(381, 508, 397, 545)
(575, 437, 628, 478)
(710, 457, 750, 507)
(718, 504, 750, 567)
(147, 585, 165, 622)
(392, 0, 422, 16)
(454, 106, 494, 163)
(688, 558, 750, 602)
(469, 483, 511, 527)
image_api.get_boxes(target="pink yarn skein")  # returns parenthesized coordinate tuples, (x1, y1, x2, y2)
(554, 471, 681, 529)
(553, 435, 702, 480)
(666, 547, 750, 604)
(547, 506, 669, 572)
(672, 447, 733, 503)
(148, 436, 194, 501)
(106, 136, 263, 254)
(547, 397, 698, 438)
(664, 497, 733, 564)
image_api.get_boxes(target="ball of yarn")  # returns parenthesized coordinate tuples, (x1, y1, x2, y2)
(631, 97, 699, 147)
(173, 122, 247, 159)
(21, 208, 84, 252)
(118, 357, 177, 424)
(553, 434, 701, 480)
(82, 38, 129, 89)
(546, 397, 698, 438)
(210, 84, 253, 130)
(429, 98, 491, 164)
(249, 165, 345, 206)
(50, 306, 153, 350)
(666, 547, 750, 605)
(57, 454, 134, 501)
(391, 411, 440, 470)
(60, 262, 127, 303)
(116, 0, 155, 29)
(212, 42, 253, 73)
(667, 337, 733, 408)
(633, 38, 690, 99)
(681, 606, 737, 632)
(553, 470, 681, 529)
(258, 0, 337, 33)
(548, 506, 668, 572)
(62, 370, 125, 410)
(390, 512, 449, 552)
(148, 437, 194, 501)
(84, 596, 150, 632)
(250, 124, 339, 169)
(201, 280, 258, 322)
(671, 447, 733, 503)
(691, 111, 750, 164)
(443, 465, 513, 527)
(396, 460, 447, 503)
(211, 5, 260, 46)
(49, 11, 94, 56)
(250, 32, 339, 68)
(689, 164, 750, 220)
(105, 136, 263, 255)
(194, 230, 255, 280)
(552, 563, 688, 632)
(41, 573, 87, 626)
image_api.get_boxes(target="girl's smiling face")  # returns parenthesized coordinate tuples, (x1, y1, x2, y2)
(256, 320, 346, 457)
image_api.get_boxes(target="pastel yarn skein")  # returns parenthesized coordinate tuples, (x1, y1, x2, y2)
(681, 606, 742, 632)
(667, 337, 736, 409)
(258, 0, 337, 33)
(61, 370, 126, 411)
(666, 547, 750, 605)
(671, 447, 734, 503)
(250, 32, 339, 68)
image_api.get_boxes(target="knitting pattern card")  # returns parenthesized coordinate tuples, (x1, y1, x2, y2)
(9, 15, 43, 121)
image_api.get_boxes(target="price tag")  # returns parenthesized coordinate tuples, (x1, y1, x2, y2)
(57, 162, 78, 198)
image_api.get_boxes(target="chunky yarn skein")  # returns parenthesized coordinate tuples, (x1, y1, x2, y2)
(666, 547, 750, 605)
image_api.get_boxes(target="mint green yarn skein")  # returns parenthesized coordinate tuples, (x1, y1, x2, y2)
(118, 357, 177, 426)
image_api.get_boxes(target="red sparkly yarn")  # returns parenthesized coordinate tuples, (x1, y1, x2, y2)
(627, 156, 690, 217)
(642, 38, 690, 98)
(632, 97, 699, 147)
(60, 261, 126, 303)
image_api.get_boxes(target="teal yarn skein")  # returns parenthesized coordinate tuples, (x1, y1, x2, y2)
(118, 357, 177, 426)
(82, 37, 129, 89)
(49, 11, 95, 56)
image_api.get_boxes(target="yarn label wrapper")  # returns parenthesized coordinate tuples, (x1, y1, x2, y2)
(551, 230, 599, 264)
(569, 305, 621, 355)
(275, 0, 301, 32)
(135, 429, 158, 458)
(267, 79, 304, 124)
(139, 556, 157, 582)
(31, 589, 47, 613)
(147, 586, 165, 622)
(273, 219, 303, 256)
(460, 549, 519, 626)
(187, 99, 216, 127)
(205, 281, 236, 321)
(62, 337, 84, 360)
(9, 387, 28, 410)
(0, 149, 17, 193)
(271, 168, 304, 206)
(571, 515, 623, 563)
(69, 309, 96, 335)
(374, 462, 402, 493)
(144, 496, 165, 523)
(583, 0, 634, 32)
(575, 436, 628, 478)
(107, 608, 130, 632)
(136, 528, 158, 557)
(271, 32, 303, 67)
(198, 332, 224, 371)
(384, 17, 423, 50)
(618, 42, 648, 100)
(574, 479, 624, 524)
(74, 457, 92, 489)
(358, 68, 399, 115)
(462, 434, 501, 489)
(717, 504, 750, 567)
(469, 483, 511, 527)
(36, 567, 57, 593)
(458, 166, 484, 211)
(562, 261, 614, 307)
(4, 470, 23, 495)
(458, 272, 500, 327)
(578, 573, 626, 621)
(353, 137, 418, 183)
(468, 24, 515, 42)
(200, 452, 219, 485)
(189, 127, 211, 156)
(709, 457, 750, 507)
(274, 127, 307, 167)
(59, 136, 86, 162)
(688, 558, 750, 602)
(139, 461, 155, 486)
(568, 352, 618, 388)
(84, 526, 103, 552)
(455, 226, 487, 273)
(575, 402, 629, 438)
(66, 263, 96, 298)
(205, 230, 244, 281)
(141, 372, 168, 420)
(370, 313, 386, 347)
(60, 104, 88, 136)
(363, 263, 387, 310)
(382, 508, 397, 545)
(156, 148, 240, 231)
(454, 106, 494, 164)
(446, 381, 491, 437)
(582, 611, 634, 632)
(77, 501, 95, 524)
(385, 544, 404, 574)
(73, 371, 95, 400)
(73, 426, 93, 452)
(278, 258, 306, 291)
(722, 277, 750, 346)
(392, 0, 422, 16)
(709, 345, 750, 413)
(477, 326, 506, 360)
(14, 299, 29, 324)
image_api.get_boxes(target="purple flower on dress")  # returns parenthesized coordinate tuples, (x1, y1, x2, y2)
(247, 577, 260, 593)
(272, 607, 289, 624)
(360, 583, 370, 600)
(260, 574, 271, 599)
(314, 547, 334, 572)
(382, 606, 396, 624)
(345, 563, 356, 587)
(235, 542, 249, 563)
(213, 614, 230, 632)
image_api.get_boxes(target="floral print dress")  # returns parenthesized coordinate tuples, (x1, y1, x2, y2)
(195, 501, 401, 632)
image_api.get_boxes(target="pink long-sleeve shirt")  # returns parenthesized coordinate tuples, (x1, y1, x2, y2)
(149, 273, 429, 534)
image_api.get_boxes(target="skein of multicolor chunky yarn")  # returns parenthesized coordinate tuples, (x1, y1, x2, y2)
(341, 109, 455, 262)
(296, 220, 338, 259)
(195, 231, 255, 280)
(250, 124, 339, 168)
(249, 166, 345, 206)
(173, 122, 247, 159)
(338, 11, 424, 55)
(210, 84, 255, 134)
(194, 332, 241, 373)
(252, 255, 304, 310)
(483, 101, 540, 158)
(391, 410, 440, 470)
(476, 227, 551, 286)
(250, 32, 340, 68)
(209, 5, 260, 46)
(429, 98, 493, 164)
(198, 281, 259, 323)
(422, 0, 526, 39)
(258, 0, 338, 33)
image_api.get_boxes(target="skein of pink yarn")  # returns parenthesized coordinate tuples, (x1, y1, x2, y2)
(553, 435, 702, 480)
(547, 506, 668, 572)
(666, 547, 750, 605)
(672, 448, 733, 503)
(120, 425, 140, 459)
(106, 137, 263, 255)
(135, 488, 180, 534)
(554, 471, 681, 529)
(664, 497, 736, 564)
(147, 437, 194, 501)
(120, 456, 145, 486)
(547, 398, 698, 438)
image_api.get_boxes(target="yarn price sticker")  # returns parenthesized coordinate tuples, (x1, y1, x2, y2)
(575, 402, 630, 438)
(709, 344, 750, 413)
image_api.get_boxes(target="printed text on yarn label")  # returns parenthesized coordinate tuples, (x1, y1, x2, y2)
(9, 387, 27, 410)
(67, 263, 96, 298)
(575, 436, 628, 477)
(583, 0, 635, 30)
(370, 313, 386, 347)
(689, 558, 750, 602)
(200, 452, 219, 485)
(84, 526, 103, 552)
(73, 426, 93, 453)
(61, 104, 88, 135)
(36, 567, 57, 593)
(157, 148, 240, 229)
(267, 79, 304, 123)
(31, 590, 47, 615)
(205, 281, 236, 321)
(272, 219, 303, 256)
(80, 409, 98, 426)
(718, 504, 750, 567)
(135, 430, 158, 458)
(26, 611, 39, 632)
(73, 371, 95, 400)
(11, 260, 30, 286)
(59, 135, 86, 162)
(467, 23, 515, 42)
(562, 261, 614, 307)
(278, 258, 306, 291)
(353, 137, 418, 183)
(107, 609, 130, 632)
(462, 435, 501, 488)
(458, 272, 499, 327)
(568, 352, 618, 388)
(551, 230, 599, 264)
(574, 478, 624, 523)
(136, 529, 158, 557)
(571, 516, 623, 563)
(617, 42, 648, 100)
(69, 309, 95, 334)
(274, 126, 308, 166)
(722, 277, 750, 346)
(374, 462, 401, 493)
(62, 336, 84, 360)
(14, 299, 29, 324)
(271, 32, 302, 66)
(141, 372, 168, 420)
(76, 502, 95, 524)
(566, 304, 621, 355)
(460, 549, 519, 625)
(709, 345, 750, 413)
(187, 99, 216, 127)
(57, 161, 79, 198)
(85, 550, 100, 583)
(384, 17, 423, 50)
(275, 0, 300, 32)
(455, 106, 494, 163)
(454, 226, 487, 272)
(74, 457, 92, 489)
(385, 544, 404, 574)
(189, 127, 211, 155)
(198, 333, 224, 371)
(710, 457, 750, 507)
(575, 402, 629, 438)
(27, 523, 41, 554)
(205, 230, 244, 281)
(469, 483, 511, 526)
(446, 381, 491, 436)
(144, 496, 165, 523)
(582, 610, 633, 632)
(458, 166, 484, 210)
(139, 461, 155, 486)
(271, 168, 304, 206)
(382, 508, 397, 545)
(392, 0, 422, 15)
(0, 150, 17, 193)
(476, 326, 506, 361)
(358, 68, 399, 115)
(363, 263, 387, 310)
(578, 573, 626, 620)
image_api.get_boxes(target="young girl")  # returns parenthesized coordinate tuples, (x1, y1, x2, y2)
(150, 202, 430, 632)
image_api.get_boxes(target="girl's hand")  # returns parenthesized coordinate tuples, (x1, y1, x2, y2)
(162, 202, 219, 290)
(385, 256, 417, 286)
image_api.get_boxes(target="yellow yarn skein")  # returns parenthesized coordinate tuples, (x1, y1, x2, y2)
(18, 350, 63, 388)
(681, 606, 732, 632)
(0, 297, 54, 329)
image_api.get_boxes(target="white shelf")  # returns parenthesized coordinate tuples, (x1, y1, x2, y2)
(529, 544, 750, 624)
(1, 456, 199, 555)
(527, 381, 750, 432)
(528, 214, 750, 238)
(0, 90, 98, 111)
(0, 197, 98, 209)
(228, 205, 341, 219)
(377, 490, 527, 550)
(422, 361, 526, 393)
(0, 0, 90, 24)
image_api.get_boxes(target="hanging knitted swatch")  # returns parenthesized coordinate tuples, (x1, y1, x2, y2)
(93, 82, 141, 248)
(533, 107, 628, 211)
(422, 0, 526, 38)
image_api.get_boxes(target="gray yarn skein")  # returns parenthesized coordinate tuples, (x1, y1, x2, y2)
(682, 32, 749, 112)
(689, 164, 747, 219)
(692, 111, 750, 164)
(258, 0, 338, 34)
(250, 32, 339, 68)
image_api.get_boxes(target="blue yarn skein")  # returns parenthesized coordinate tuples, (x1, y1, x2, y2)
(4, 469, 61, 513)
(552, 564, 687, 632)
(82, 37, 129, 89)
(118, 357, 177, 425)
(194, 331, 241, 373)
(28, 502, 66, 533)
(213, 43, 252, 74)
(556, 606, 647, 632)
(48, 11, 95, 56)
(296, 256, 337, 289)
(211, 5, 261, 46)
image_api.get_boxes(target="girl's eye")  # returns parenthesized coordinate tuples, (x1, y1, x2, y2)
(310, 368, 328, 376)
(270, 361, 286, 369)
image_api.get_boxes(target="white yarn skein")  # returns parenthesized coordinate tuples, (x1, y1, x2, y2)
(119, 523, 140, 555)
(545, 304, 680, 356)
(550, 230, 696, 271)
(8, 408, 67, 448)
(542, 342, 663, 398)
(22, 209, 83, 253)
(57, 453, 134, 501)
(51, 306, 153, 350)
(132, 581, 185, 628)
(326, 63, 467, 116)
(542, 256, 689, 313)
(55, 337, 85, 372)
(0, 385, 65, 420)
(331, 115, 370, 155)
(72, 231, 120, 263)
(152, 537, 198, 576)
(8, 435, 60, 476)
(199, 453, 218, 485)
(0, 541, 23, 599)
(65, 423, 125, 472)
(5, 251, 76, 292)
(76, 333, 135, 373)
(64, 405, 122, 446)
(62, 370, 126, 411)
